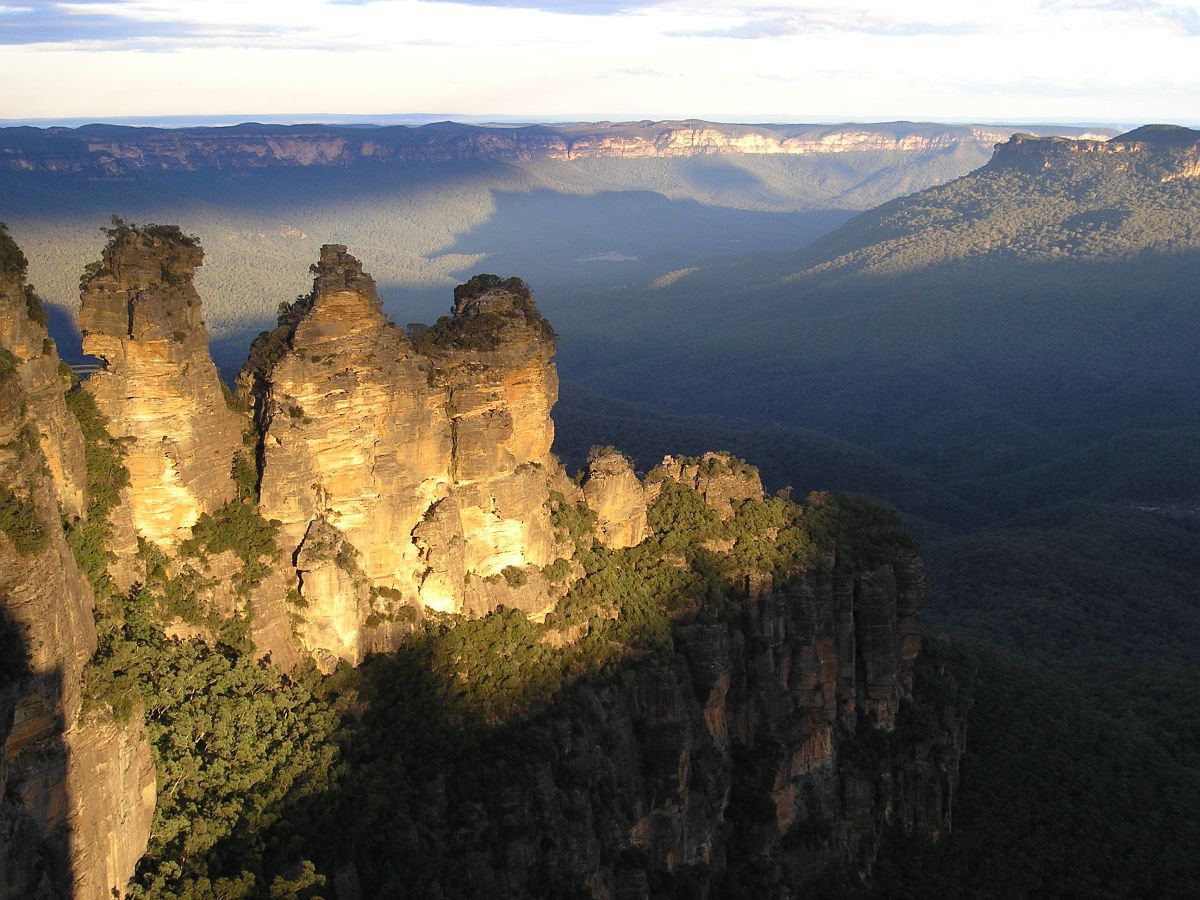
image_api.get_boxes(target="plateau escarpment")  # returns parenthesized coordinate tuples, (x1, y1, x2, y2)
(989, 124, 1200, 181)
(1, 223, 969, 898)
(0, 121, 1065, 175)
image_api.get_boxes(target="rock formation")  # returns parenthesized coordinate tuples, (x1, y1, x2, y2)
(0, 224, 154, 900)
(990, 124, 1200, 181)
(241, 251, 569, 666)
(2, 225, 970, 896)
(241, 244, 453, 665)
(420, 274, 562, 579)
(79, 222, 242, 548)
(580, 448, 649, 549)
(335, 488, 966, 897)
(0, 232, 85, 519)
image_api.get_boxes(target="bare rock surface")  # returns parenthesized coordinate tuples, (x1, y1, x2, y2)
(0, 236, 154, 899)
(243, 254, 570, 664)
(79, 223, 242, 548)
(581, 449, 649, 549)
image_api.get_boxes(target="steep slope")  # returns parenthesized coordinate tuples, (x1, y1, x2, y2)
(267, 469, 969, 898)
(0, 224, 154, 900)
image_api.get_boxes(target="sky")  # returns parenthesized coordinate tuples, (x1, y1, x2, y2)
(0, 0, 1198, 124)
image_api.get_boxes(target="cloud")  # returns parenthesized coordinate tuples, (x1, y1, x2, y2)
(1039, 0, 1200, 35)
(0, 0, 284, 47)
(331, 0, 661, 12)
(673, 7, 984, 39)
(0, 0, 465, 50)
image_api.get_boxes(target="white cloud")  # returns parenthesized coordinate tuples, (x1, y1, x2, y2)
(0, 0, 1196, 122)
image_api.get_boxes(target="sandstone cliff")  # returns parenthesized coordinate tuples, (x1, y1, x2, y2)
(0, 224, 154, 900)
(3, 226, 972, 896)
(0, 231, 85, 519)
(242, 251, 569, 666)
(0, 121, 1050, 175)
(580, 448, 649, 549)
(419, 274, 562, 581)
(989, 124, 1200, 181)
(79, 222, 242, 548)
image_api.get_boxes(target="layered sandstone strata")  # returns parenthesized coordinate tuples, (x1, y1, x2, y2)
(580, 449, 649, 549)
(79, 223, 242, 547)
(242, 251, 567, 665)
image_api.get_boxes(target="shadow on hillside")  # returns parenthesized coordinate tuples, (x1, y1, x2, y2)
(0, 609, 75, 896)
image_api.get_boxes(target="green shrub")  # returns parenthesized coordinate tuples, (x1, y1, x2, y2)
(501, 565, 528, 588)
(180, 501, 280, 596)
(542, 558, 572, 583)
(0, 347, 18, 381)
(23, 285, 48, 327)
(64, 388, 129, 603)
(0, 222, 27, 279)
(548, 490, 597, 549)
(0, 485, 48, 555)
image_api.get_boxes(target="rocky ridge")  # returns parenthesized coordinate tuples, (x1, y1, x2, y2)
(241, 251, 572, 666)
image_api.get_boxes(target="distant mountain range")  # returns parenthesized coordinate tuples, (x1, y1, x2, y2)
(0, 119, 1115, 174)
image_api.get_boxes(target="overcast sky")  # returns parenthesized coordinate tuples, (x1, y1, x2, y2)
(0, 0, 1197, 124)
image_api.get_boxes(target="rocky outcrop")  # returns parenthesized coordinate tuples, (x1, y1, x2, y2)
(79, 223, 242, 548)
(65, 715, 156, 900)
(581, 449, 648, 549)
(245, 244, 452, 667)
(990, 125, 1200, 181)
(649, 451, 766, 519)
(0, 226, 86, 519)
(243, 251, 568, 665)
(0, 229, 155, 899)
(0, 341, 97, 898)
(420, 274, 562, 579)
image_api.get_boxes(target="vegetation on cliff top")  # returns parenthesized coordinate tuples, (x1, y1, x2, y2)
(414, 273, 557, 353)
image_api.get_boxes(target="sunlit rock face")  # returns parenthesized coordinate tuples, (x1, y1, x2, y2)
(245, 245, 453, 666)
(581, 449, 649, 549)
(79, 225, 242, 548)
(0, 121, 1035, 172)
(0, 232, 86, 519)
(0, 234, 155, 899)
(243, 251, 569, 666)
(419, 274, 562, 579)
